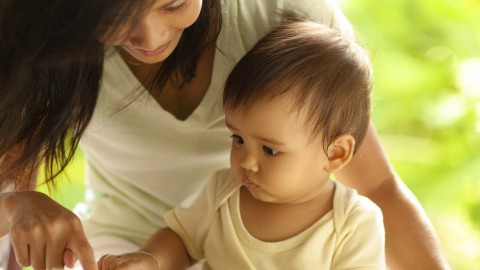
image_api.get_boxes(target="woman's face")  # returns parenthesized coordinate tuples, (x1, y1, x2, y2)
(105, 0, 202, 64)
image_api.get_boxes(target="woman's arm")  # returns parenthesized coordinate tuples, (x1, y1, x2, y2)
(336, 123, 450, 270)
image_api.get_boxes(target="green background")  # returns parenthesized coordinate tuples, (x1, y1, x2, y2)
(34, 0, 480, 269)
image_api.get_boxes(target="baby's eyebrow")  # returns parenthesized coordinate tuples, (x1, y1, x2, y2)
(226, 121, 287, 146)
(225, 121, 237, 131)
(252, 135, 286, 146)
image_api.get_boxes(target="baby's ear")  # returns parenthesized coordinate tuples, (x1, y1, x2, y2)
(324, 135, 355, 173)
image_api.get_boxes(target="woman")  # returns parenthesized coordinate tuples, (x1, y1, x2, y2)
(0, 0, 448, 269)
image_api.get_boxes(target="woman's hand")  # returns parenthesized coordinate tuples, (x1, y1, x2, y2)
(98, 252, 159, 270)
(1, 191, 97, 270)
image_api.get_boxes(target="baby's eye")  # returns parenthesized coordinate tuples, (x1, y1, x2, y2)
(263, 146, 279, 156)
(231, 134, 244, 145)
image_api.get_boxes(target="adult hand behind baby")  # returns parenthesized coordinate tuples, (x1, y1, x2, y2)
(1, 191, 97, 270)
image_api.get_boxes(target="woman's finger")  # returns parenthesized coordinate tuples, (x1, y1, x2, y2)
(68, 234, 97, 270)
(9, 226, 31, 267)
(29, 240, 46, 270)
(64, 248, 78, 268)
(45, 239, 68, 269)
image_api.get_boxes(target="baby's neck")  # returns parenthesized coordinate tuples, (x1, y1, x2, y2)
(239, 181, 335, 242)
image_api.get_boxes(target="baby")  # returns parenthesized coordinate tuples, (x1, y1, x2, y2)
(98, 20, 385, 270)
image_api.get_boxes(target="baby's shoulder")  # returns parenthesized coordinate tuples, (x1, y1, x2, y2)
(333, 182, 383, 231)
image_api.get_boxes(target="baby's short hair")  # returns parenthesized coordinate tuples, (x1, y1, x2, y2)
(223, 20, 373, 153)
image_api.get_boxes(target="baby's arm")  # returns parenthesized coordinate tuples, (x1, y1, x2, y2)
(97, 227, 193, 270)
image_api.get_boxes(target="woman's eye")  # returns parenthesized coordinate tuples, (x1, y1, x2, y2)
(231, 134, 244, 145)
(263, 146, 279, 156)
(165, 1, 187, 12)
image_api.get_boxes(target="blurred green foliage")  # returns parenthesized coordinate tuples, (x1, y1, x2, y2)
(35, 0, 480, 269)
(339, 0, 480, 269)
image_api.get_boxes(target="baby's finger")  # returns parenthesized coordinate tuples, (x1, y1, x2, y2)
(98, 254, 119, 270)
(97, 255, 107, 270)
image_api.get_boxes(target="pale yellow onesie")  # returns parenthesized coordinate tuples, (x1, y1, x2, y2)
(166, 169, 386, 270)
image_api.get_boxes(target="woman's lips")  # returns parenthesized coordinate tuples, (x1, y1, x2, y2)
(125, 41, 171, 57)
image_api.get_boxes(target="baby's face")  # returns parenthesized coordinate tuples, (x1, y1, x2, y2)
(225, 94, 331, 204)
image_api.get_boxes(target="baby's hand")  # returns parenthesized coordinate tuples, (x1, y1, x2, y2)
(97, 251, 159, 270)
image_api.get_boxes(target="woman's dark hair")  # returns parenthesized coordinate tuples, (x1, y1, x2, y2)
(224, 20, 372, 154)
(0, 0, 222, 190)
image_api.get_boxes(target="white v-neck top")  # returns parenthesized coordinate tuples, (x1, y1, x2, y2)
(77, 0, 354, 253)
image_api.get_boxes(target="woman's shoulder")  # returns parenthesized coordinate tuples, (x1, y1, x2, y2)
(281, 0, 354, 38)
(223, 0, 353, 46)
(226, 0, 349, 22)
(223, 0, 281, 32)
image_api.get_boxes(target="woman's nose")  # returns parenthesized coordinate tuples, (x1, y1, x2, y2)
(240, 152, 259, 172)
(128, 14, 168, 51)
